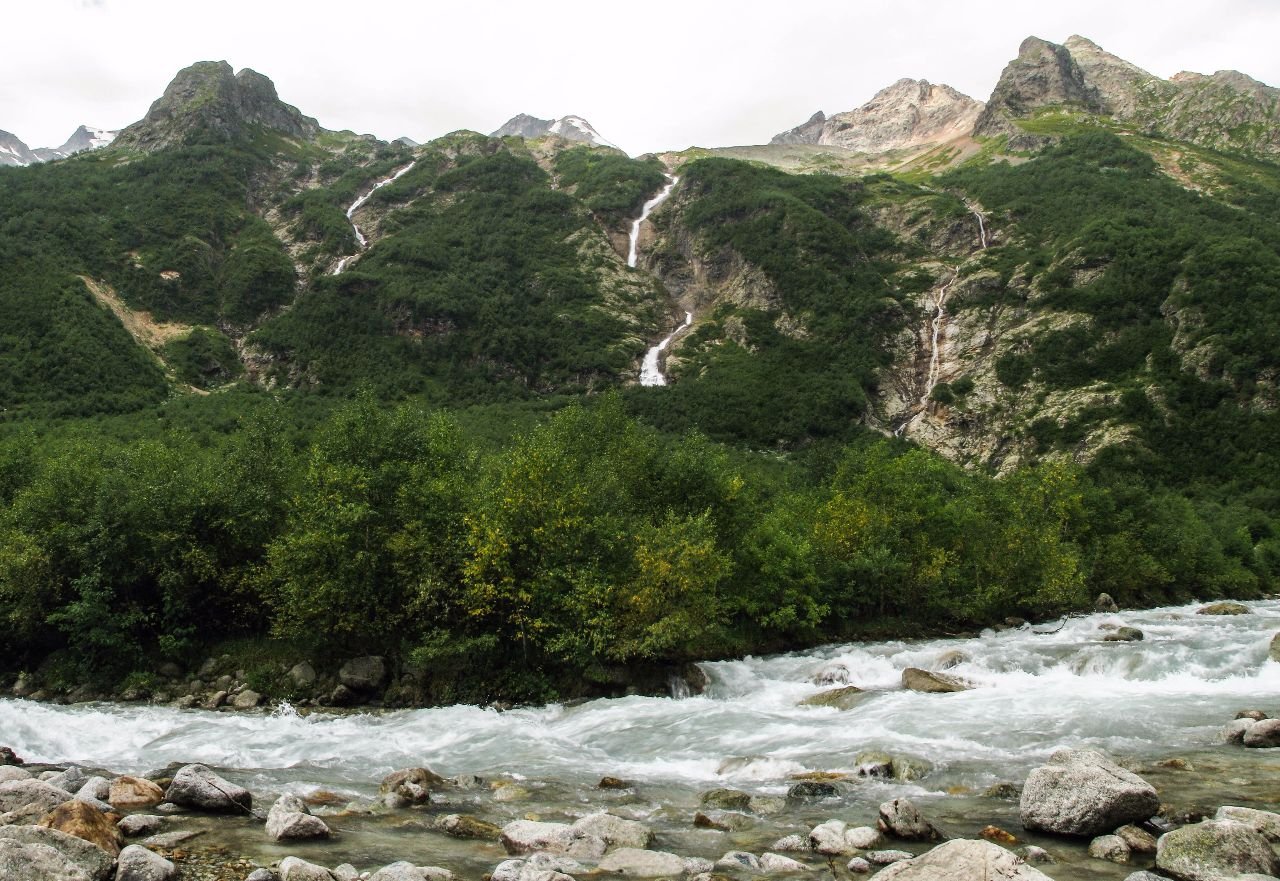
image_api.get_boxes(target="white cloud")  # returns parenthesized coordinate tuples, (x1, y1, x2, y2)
(1, 0, 1277, 155)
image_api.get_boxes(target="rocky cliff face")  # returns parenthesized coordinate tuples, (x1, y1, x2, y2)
(491, 113, 615, 148)
(116, 61, 319, 151)
(0, 130, 39, 167)
(772, 79, 983, 153)
(977, 35, 1280, 158)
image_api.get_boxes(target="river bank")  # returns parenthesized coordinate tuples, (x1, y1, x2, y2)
(2, 600, 1278, 879)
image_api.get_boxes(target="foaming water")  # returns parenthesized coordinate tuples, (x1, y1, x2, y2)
(3, 601, 1277, 799)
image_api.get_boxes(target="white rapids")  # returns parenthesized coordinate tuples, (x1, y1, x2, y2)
(331, 161, 417, 275)
(1, 600, 1277, 800)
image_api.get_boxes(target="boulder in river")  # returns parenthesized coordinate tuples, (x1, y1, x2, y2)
(289, 662, 318, 687)
(117, 814, 164, 837)
(116, 843, 177, 881)
(596, 847, 690, 877)
(338, 656, 387, 692)
(379, 767, 443, 806)
(1019, 748, 1158, 836)
(435, 813, 501, 840)
(267, 793, 331, 841)
(492, 853, 584, 881)
(694, 809, 753, 831)
(0, 779, 77, 823)
(873, 839, 1054, 880)
(1216, 806, 1280, 842)
(787, 780, 843, 802)
(1115, 824, 1157, 854)
(571, 812, 654, 849)
(1087, 833, 1130, 863)
(1220, 718, 1257, 743)
(1195, 601, 1251, 615)
(38, 800, 121, 856)
(109, 775, 165, 810)
(1155, 819, 1280, 880)
(758, 852, 810, 873)
(1270, 631, 1279, 661)
(933, 650, 969, 670)
(878, 798, 943, 841)
(900, 668, 971, 693)
(798, 686, 867, 710)
(700, 788, 752, 810)
(280, 855, 339, 881)
(812, 661, 852, 685)
(0, 765, 31, 783)
(1103, 627, 1144, 642)
(1095, 593, 1120, 612)
(163, 763, 252, 813)
(716, 851, 761, 871)
(0, 825, 114, 880)
(1242, 718, 1280, 747)
(499, 819, 606, 859)
(369, 863, 453, 881)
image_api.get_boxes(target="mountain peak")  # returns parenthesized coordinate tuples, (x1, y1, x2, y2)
(770, 79, 982, 153)
(491, 113, 616, 148)
(115, 60, 318, 151)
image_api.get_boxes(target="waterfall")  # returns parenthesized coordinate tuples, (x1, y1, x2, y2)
(331, 160, 417, 275)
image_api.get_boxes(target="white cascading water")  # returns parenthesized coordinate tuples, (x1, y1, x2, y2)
(2, 600, 1276, 797)
(331, 161, 418, 275)
(919, 272, 957, 408)
(627, 175, 678, 269)
(628, 175, 691, 387)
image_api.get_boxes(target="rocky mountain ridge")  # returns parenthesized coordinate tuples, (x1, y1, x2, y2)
(0, 125, 117, 167)
(491, 113, 616, 148)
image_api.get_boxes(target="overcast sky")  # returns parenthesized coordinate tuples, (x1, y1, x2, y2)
(3, 0, 1279, 155)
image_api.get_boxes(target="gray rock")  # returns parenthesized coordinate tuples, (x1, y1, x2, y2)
(900, 668, 971, 693)
(1221, 718, 1257, 743)
(1019, 748, 1158, 836)
(379, 767, 442, 806)
(797, 686, 867, 710)
(1216, 806, 1280, 842)
(266, 793, 331, 841)
(933, 650, 969, 670)
(232, 689, 263, 709)
(716, 851, 761, 871)
(434, 813, 501, 839)
(846, 826, 882, 849)
(1155, 819, 1280, 880)
(1115, 824, 1158, 854)
(1088, 834, 1131, 863)
(1095, 593, 1120, 612)
(289, 662, 317, 688)
(694, 809, 754, 831)
(0, 779, 76, 822)
(279, 856, 338, 881)
(75, 776, 110, 802)
(812, 661, 852, 685)
(1270, 631, 1279, 662)
(700, 788, 753, 810)
(1018, 846, 1053, 864)
(247, 871, 278, 881)
(878, 798, 943, 841)
(338, 656, 386, 692)
(45, 766, 88, 793)
(1196, 601, 1251, 615)
(0, 765, 32, 782)
(570, 812, 653, 849)
(1236, 709, 1269, 721)
(141, 831, 203, 848)
(117, 814, 165, 837)
(203, 690, 228, 709)
(596, 848, 688, 877)
(771, 835, 810, 853)
(116, 844, 177, 881)
(163, 763, 252, 813)
(1122, 874, 1165, 881)
(334, 868, 358, 881)
(846, 857, 872, 874)
(369, 863, 447, 881)
(758, 853, 810, 873)
(498, 820, 605, 859)
(874, 839, 1055, 880)
(0, 825, 113, 881)
(809, 820, 850, 855)
(1103, 627, 1144, 642)
(866, 850, 913, 865)
(748, 796, 787, 816)
(786, 781, 843, 802)
(1242, 718, 1280, 747)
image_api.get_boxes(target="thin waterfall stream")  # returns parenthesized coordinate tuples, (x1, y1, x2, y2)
(629, 174, 688, 387)
(331, 161, 417, 275)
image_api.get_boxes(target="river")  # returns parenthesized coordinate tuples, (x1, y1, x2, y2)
(3, 600, 1277, 877)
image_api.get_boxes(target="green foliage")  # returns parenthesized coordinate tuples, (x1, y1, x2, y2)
(163, 327, 242, 389)
(552, 147, 667, 227)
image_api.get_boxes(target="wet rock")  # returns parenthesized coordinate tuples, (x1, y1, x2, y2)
(435, 813, 501, 839)
(448, 773, 484, 790)
(1242, 718, 1280, 747)
(812, 661, 852, 685)
(900, 668, 971, 693)
(878, 798, 943, 841)
(932, 650, 969, 670)
(338, 656, 386, 692)
(492, 853, 584, 881)
(695, 809, 753, 831)
(596, 847, 689, 876)
(117, 814, 164, 837)
(1195, 601, 1251, 615)
(874, 839, 1054, 880)
(979, 825, 1016, 845)
(1095, 593, 1120, 612)
(1221, 717, 1257, 743)
(279, 856, 339, 881)
(1236, 709, 1269, 721)
(1156, 757, 1195, 771)
(1215, 806, 1280, 842)
(846, 857, 871, 874)
(771, 835, 810, 853)
(369, 863, 453, 881)
(46, 767, 89, 793)
(1121, 873, 1164, 881)
(700, 788, 752, 810)
(38, 800, 121, 856)
(0, 779, 77, 823)
(598, 776, 631, 790)
(379, 767, 443, 806)
(1271, 631, 1279, 661)
(571, 812, 654, 849)
(748, 796, 787, 816)
(0, 765, 32, 782)
(716, 851, 761, 872)
(808, 820, 851, 855)
(1103, 627, 1144, 642)
(499, 820, 605, 859)
(109, 775, 165, 810)
(854, 750, 894, 778)
(266, 794, 331, 841)
(983, 781, 1020, 799)
(1019, 748, 1158, 836)
(1088, 834, 1130, 863)
(248, 870, 280, 881)
(758, 853, 809, 873)
(232, 689, 263, 709)
(1018, 845, 1053, 864)
(117, 843, 177, 881)
(75, 776, 110, 802)
(866, 850, 913, 865)
(1115, 824, 1157, 854)
(204, 690, 228, 709)
(786, 781, 842, 802)
(1155, 819, 1280, 880)
(846, 826, 883, 849)
(141, 830, 203, 848)
(798, 686, 867, 710)
(163, 763, 252, 813)
(0, 825, 114, 880)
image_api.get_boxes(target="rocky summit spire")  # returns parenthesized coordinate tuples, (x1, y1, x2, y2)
(491, 113, 616, 148)
(115, 61, 319, 152)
